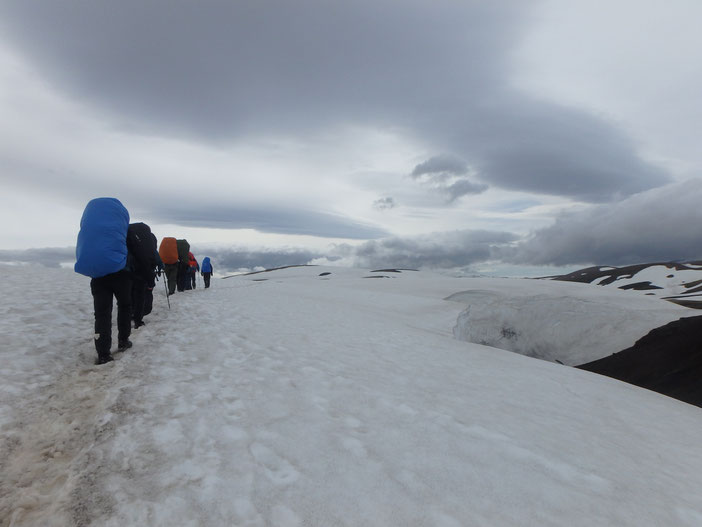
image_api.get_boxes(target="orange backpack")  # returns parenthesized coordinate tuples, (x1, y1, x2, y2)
(159, 237, 179, 264)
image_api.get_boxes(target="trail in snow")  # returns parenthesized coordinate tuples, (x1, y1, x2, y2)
(0, 266, 162, 525)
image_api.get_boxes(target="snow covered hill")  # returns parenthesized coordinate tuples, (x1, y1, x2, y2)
(548, 261, 702, 307)
(2, 264, 702, 526)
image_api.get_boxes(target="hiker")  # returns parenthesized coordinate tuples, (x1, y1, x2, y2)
(176, 239, 190, 292)
(128, 222, 158, 329)
(75, 197, 133, 365)
(201, 256, 213, 288)
(159, 237, 179, 295)
(188, 252, 199, 289)
(143, 233, 163, 317)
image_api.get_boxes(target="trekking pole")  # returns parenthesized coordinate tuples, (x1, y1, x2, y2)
(162, 272, 171, 309)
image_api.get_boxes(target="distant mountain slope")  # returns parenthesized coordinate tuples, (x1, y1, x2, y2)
(578, 316, 702, 408)
(547, 261, 702, 307)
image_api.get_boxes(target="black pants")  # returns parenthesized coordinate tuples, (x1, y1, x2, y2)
(143, 286, 154, 316)
(132, 276, 146, 324)
(164, 264, 178, 295)
(203, 272, 212, 288)
(183, 266, 193, 291)
(190, 268, 197, 289)
(90, 270, 132, 359)
(177, 262, 189, 292)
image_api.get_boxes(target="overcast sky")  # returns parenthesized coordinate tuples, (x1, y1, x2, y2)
(1, 0, 700, 274)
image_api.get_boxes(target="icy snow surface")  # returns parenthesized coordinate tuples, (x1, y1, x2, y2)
(448, 278, 692, 365)
(2, 264, 702, 526)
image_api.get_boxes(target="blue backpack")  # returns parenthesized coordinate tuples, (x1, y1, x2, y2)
(74, 198, 130, 278)
(201, 257, 213, 273)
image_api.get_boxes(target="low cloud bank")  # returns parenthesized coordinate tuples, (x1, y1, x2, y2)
(503, 180, 702, 266)
(158, 230, 520, 275)
(196, 248, 325, 275)
(147, 204, 389, 240)
(0, 247, 75, 268)
(320, 230, 517, 271)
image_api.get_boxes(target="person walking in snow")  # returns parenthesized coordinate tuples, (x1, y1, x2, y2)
(158, 237, 179, 296)
(127, 222, 159, 329)
(143, 234, 164, 318)
(188, 252, 199, 289)
(176, 239, 190, 292)
(201, 256, 213, 288)
(74, 198, 133, 365)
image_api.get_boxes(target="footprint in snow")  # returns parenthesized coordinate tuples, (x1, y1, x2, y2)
(250, 442, 299, 485)
(340, 436, 367, 458)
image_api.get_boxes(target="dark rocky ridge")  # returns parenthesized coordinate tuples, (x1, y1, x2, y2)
(578, 316, 702, 408)
(547, 261, 702, 286)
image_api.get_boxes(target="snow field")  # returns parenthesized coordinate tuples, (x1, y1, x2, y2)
(1, 265, 702, 526)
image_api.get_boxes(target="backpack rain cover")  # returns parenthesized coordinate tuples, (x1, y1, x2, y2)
(159, 237, 179, 265)
(176, 239, 190, 263)
(75, 197, 129, 278)
(128, 222, 157, 281)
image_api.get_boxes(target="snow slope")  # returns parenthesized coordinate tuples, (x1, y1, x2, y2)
(448, 278, 692, 365)
(2, 264, 702, 526)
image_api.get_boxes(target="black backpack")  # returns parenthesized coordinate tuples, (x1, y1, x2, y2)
(176, 239, 190, 264)
(128, 222, 157, 281)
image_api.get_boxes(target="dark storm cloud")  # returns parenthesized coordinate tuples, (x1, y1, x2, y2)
(0, 247, 75, 267)
(501, 180, 702, 266)
(0, 0, 669, 202)
(0, 1, 513, 138)
(461, 99, 669, 202)
(146, 203, 388, 240)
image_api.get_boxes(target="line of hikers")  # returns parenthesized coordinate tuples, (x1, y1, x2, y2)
(74, 198, 215, 365)
(158, 237, 214, 294)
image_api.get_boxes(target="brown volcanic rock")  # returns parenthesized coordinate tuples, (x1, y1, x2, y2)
(577, 316, 702, 408)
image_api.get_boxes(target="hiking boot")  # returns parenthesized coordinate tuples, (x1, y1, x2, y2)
(95, 354, 114, 365)
(117, 339, 133, 351)
(134, 320, 145, 329)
